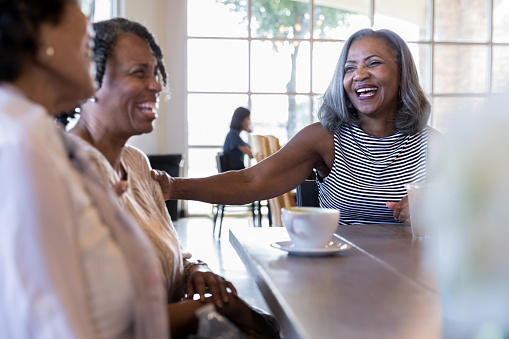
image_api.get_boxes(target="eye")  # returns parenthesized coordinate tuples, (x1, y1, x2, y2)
(344, 65, 355, 73)
(368, 60, 382, 67)
(132, 69, 146, 78)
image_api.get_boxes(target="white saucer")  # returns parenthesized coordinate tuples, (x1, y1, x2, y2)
(270, 240, 351, 257)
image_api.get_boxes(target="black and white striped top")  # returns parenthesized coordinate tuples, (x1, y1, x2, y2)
(317, 124, 428, 225)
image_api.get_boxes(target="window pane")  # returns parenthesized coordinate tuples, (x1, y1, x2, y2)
(251, 0, 310, 39)
(93, 0, 112, 21)
(188, 39, 248, 92)
(313, 1, 368, 40)
(433, 45, 488, 94)
(313, 95, 321, 123)
(188, 0, 248, 37)
(251, 95, 311, 143)
(408, 43, 431, 93)
(493, 0, 509, 43)
(312, 42, 344, 94)
(188, 94, 248, 146)
(251, 41, 310, 93)
(492, 46, 509, 92)
(432, 97, 485, 133)
(80, 0, 94, 18)
(187, 148, 222, 215)
(374, 0, 430, 41)
(434, 0, 489, 42)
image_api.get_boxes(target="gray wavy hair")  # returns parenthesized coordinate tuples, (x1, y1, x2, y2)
(317, 28, 430, 135)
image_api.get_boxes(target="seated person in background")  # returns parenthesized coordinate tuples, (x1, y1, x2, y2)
(223, 106, 253, 170)
(57, 17, 279, 339)
(153, 28, 441, 226)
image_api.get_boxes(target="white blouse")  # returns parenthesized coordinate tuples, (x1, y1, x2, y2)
(70, 136, 190, 302)
(0, 85, 135, 338)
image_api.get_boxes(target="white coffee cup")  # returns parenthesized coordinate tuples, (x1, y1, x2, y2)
(281, 207, 340, 249)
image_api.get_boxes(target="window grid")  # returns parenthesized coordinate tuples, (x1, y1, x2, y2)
(188, 0, 508, 147)
(185, 0, 508, 214)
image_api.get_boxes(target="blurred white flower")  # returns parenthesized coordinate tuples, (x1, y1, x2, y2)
(425, 92, 509, 338)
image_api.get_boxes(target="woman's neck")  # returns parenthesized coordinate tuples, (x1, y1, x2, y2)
(359, 117, 396, 138)
(70, 117, 127, 172)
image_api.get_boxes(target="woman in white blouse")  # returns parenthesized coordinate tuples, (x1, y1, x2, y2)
(0, 1, 278, 338)
(56, 17, 280, 339)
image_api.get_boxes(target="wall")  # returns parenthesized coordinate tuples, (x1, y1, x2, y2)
(122, 0, 187, 157)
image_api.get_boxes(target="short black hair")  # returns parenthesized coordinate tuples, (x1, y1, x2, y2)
(0, 0, 70, 81)
(230, 107, 250, 130)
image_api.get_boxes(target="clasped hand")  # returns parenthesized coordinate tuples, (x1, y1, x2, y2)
(185, 263, 237, 309)
(386, 195, 410, 225)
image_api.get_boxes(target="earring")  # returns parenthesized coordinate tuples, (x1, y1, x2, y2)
(347, 101, 353, 109)
(90, 96, 97, 103)
(45, 47, 55, 57)
(39, 46, 55, 64)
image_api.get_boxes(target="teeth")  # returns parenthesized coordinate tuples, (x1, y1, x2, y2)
(137, 102, 157, 113)
(356, 87, 378, 93)
(138, 103, 155, 109)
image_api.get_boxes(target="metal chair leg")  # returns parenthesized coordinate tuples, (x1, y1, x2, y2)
(257, 201, 262, 227)
(218, 205, 225, 236)
(212, 204, 219, 233)
(251, 202, 256, 226)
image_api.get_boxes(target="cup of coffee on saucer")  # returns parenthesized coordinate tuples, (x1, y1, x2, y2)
(270, 207, 348, 257)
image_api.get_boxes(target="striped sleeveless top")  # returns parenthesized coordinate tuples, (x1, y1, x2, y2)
(317, 124, 428, 225)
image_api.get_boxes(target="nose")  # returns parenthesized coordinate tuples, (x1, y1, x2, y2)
(148, 74, 163, 93)
(352, 65, 369, 81)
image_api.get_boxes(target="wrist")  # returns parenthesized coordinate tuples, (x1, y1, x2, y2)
(184, 260, 208, 280)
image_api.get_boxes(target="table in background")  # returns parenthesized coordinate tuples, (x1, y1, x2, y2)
(229, 224, 441, 339)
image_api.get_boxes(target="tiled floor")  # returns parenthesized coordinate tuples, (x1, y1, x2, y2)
(173, 213, 271, 312)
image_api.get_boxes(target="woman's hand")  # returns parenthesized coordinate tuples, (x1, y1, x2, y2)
(218, 294, 281, 339)
(113, 180, 128, 197)
(151, 169, 172, 200)
(185, 264, 237, 308)
(386, 196, 411, 225)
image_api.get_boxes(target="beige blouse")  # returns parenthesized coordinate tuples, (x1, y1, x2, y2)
(71, 136, 189, 302)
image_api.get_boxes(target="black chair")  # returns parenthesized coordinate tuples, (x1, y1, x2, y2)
(148, 154, 184, 220)
(212, 152, 261, 236)
(296, 171, 320, 207)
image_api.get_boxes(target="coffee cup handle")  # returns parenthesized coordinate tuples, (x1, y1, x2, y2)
(286, 213, 305, 238)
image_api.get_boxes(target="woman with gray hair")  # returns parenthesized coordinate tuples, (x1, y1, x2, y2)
(154, 28, 440, 225)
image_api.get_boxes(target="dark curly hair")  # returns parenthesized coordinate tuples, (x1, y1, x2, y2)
(56, 17, 168, 126)
(92, 18, 167, 89)
(0, 0, 69, 81)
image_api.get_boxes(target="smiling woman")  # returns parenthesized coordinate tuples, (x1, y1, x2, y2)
(154, 28, 439, 227)
(56, 17, 281, 339)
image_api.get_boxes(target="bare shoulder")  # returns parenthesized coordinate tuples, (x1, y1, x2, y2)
(289, 122, 333, 146)
(285, 122, 335, 169)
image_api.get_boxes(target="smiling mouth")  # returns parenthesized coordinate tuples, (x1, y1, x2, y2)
(136, 102, 158, 115)
(356, 87, 378, 98)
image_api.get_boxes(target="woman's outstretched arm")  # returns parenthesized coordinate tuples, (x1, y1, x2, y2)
(152, 123, 334, 205)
